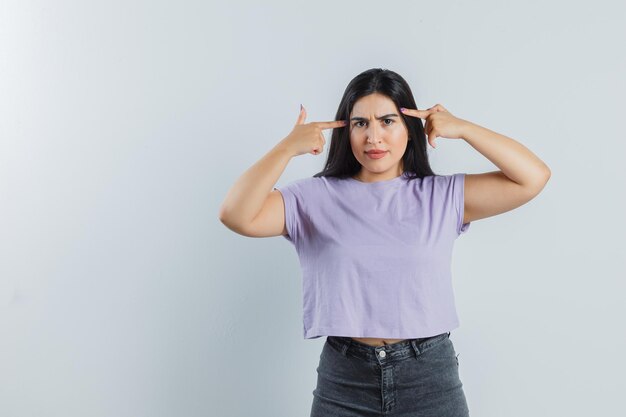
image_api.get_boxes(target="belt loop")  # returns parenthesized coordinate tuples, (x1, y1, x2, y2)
(341, 338, 350, 356)
(410, 339, 421, 359)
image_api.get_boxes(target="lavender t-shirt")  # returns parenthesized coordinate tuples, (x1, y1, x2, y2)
(274, 173, 470, 339)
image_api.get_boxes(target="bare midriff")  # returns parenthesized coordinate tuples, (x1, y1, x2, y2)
(350, 337, 409, 347)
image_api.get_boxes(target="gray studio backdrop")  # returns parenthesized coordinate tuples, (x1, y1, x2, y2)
(1, 1, 624, 416)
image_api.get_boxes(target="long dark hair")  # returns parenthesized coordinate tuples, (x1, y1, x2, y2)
(313, 68, 435, 181)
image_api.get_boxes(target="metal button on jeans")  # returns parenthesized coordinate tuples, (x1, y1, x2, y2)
(378, 350, 386, 358)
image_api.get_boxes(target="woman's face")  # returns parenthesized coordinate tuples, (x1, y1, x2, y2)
(349, 93, 409, 182)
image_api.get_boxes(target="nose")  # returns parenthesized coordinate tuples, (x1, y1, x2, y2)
(366, 123, 382, 143)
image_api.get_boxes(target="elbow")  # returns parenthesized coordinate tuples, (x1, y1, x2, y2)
(534, 164, 552, 186)
(541, 166, 551, 187)
(542, 164, 551, 180)
(218, 205, 233, 227)
(218, 207, 251, 236)
(528, 168, 551, 196)
(218, 210, 238, 234)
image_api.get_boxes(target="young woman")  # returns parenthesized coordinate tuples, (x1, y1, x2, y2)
(219, 68, 550, 416)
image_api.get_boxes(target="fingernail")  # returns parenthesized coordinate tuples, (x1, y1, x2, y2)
(300, 104, 303, 111)
(400, 107, 406, 112)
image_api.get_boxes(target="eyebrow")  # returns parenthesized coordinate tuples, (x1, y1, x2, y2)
(350, 113, 399, 122)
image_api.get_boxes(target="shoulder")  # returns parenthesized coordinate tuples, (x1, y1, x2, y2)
(407, 173, 454, 189)
(288, 176, 327, 189)
(427, 173, 464, 187)
(275, 175, 329, 197)
(406, 174, 464, 200)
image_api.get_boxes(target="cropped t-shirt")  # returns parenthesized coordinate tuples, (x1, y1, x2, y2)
(274, 173, 470, 339)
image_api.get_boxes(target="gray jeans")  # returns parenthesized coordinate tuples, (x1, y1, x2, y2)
(310, 332, 470, 416)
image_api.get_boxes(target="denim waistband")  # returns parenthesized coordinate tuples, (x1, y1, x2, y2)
(326, 332, 450, 364)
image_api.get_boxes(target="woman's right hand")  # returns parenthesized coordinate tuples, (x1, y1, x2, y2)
(279, 105, 347, 157)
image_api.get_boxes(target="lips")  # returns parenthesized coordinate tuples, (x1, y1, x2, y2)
(366, 150, 387, 154)
(365, 150, 387, 159)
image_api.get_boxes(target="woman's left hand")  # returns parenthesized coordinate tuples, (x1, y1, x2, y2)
(400, 104, 472, 149)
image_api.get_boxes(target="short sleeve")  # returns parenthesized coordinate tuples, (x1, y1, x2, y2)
(451, 173, 471, 236)
(273, 180, 305, 245)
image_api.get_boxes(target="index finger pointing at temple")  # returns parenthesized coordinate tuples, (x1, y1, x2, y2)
(315, 120, 348, 129)
(401, 108, 435, 119)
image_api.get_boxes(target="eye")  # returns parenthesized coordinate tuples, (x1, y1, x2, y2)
(354, 119, 394, 128)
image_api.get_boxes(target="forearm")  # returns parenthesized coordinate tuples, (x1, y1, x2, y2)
(461, 121, 551, 188)
(218, 142, 293, 227)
